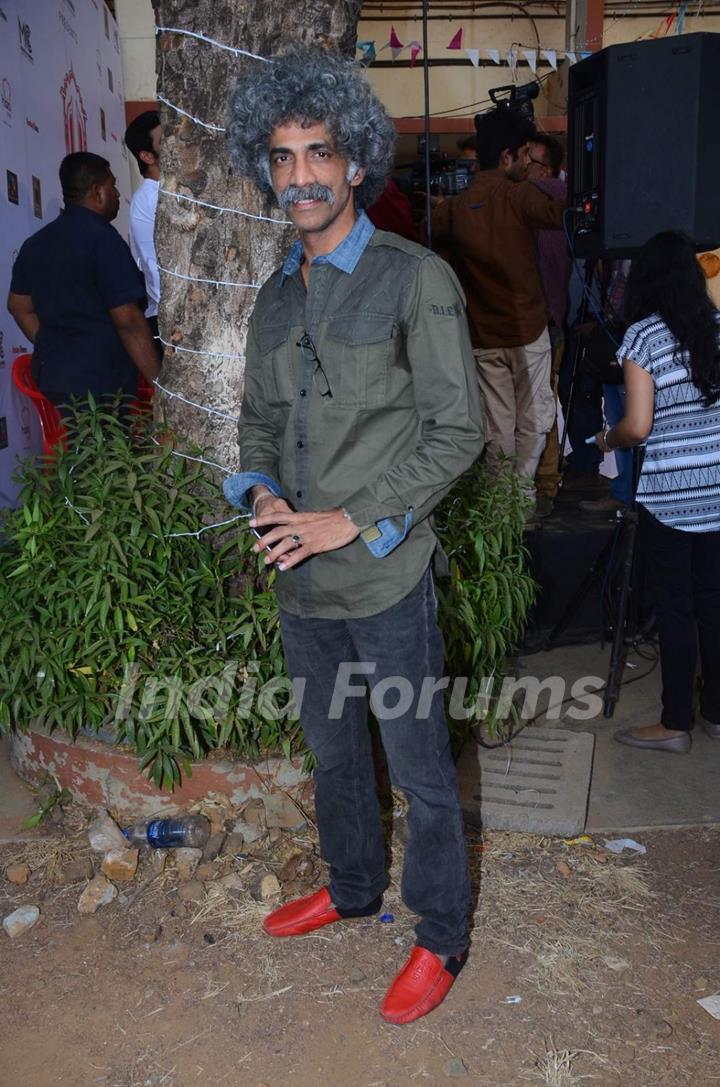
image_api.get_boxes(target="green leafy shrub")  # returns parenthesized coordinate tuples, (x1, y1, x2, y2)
(0, 408, 535, 787)
(0, 407, 294, 788)
(434, 463, 538, 744)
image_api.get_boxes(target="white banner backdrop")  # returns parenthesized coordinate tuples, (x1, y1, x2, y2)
(0, 0, 133, 507)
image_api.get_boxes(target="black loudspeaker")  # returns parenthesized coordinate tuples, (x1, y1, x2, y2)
(568, 32, 720, 257)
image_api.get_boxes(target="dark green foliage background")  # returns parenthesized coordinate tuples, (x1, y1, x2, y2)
(0, 409, 535, 788)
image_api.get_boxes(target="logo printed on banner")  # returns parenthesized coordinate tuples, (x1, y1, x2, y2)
(60, 68, 88, 153)
(0, 331, 5, 368)
(18, 18, 33, 62)
(59, 10, 78, 43)
(26, 117, 39, 134)
(62, 0, 76, 14)
(1, 77, 10, 121)
(0, 7, 8, 22)
(0, 418, 7, 452)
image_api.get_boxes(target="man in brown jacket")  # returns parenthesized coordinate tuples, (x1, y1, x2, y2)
(431, 110, 565, 500)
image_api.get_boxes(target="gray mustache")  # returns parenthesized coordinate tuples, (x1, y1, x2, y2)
(277, 183, 335, 210)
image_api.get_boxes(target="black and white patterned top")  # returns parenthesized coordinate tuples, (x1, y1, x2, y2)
(619, 313, 720, 532)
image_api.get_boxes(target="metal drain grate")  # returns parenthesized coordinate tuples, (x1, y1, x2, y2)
(457, 727, 595, 836)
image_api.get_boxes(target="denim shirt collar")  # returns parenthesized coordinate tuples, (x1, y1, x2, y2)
(281, 210, 375, 283)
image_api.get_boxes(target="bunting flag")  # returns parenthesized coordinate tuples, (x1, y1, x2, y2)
(390, 45, 405, 61)
(485, 48, 500, 64)
(565, 50, 577, 65)
(409, 41, 422, 67)
(447, 28, 463, 50)
(580, 51, 592, 60)
(522, 48, 537, 74)
(541, 49, 558, 70)
(506, 46, 518, 76)
(356, 40, 376, 65)
(389, 26, 404, 49)
(677, 1, 687, 34)
(466, 48, 480, 67)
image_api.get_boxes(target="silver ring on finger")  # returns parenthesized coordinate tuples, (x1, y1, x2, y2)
(291, 533, 302, 549)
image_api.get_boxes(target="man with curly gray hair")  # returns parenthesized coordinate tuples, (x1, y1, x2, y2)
(223, 45, 484, 1026)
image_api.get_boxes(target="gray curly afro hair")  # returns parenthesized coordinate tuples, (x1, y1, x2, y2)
(227, 45, 396, 209)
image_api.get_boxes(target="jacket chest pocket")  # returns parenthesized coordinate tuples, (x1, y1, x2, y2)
(324, 313, 395, 409)
(256, 322, 295, 406)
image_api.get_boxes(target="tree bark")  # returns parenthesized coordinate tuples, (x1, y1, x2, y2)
(151, 0, 364, 469)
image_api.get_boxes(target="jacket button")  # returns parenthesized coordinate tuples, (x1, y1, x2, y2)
(296, 440, 304, 449)
(299, 389, 307, 397)
(296, 490, 302, 499)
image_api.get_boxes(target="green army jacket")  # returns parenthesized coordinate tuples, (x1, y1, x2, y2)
(238, 228, 485, 619)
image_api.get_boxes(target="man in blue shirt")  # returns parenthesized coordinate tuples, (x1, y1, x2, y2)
(7, 151, 161, 412)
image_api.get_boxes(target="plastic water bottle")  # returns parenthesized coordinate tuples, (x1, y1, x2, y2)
(123, 814, 211, 849)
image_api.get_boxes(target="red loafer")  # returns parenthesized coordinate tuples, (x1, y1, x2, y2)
(263, 886, 382, 938)
(381, 946, 468, 1025)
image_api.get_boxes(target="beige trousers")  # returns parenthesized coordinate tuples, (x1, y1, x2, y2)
(473, 327, 555, 488)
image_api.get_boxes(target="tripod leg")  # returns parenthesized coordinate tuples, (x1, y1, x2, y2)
(557, 260, 597, 477)
(544, 532, 615, 649)
(603, 509, 639, 718)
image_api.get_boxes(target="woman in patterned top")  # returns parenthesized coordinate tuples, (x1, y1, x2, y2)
(593, 231, 720, 754)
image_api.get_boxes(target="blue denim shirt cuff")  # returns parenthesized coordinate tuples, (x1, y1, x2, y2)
(223, 472, 282, 513)
(360, 510, 414, 557)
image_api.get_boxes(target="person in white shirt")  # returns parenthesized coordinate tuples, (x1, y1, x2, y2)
(124, 110, 161, 358)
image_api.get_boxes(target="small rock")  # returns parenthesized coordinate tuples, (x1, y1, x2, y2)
(618, 1044, 636, 1064)
(262, 792, 306, 830)
(631, 1008, 673, 1038)
(241, 798, 266, 826)
(251, 872, 281, 902)
(349, 967, 367, 983)
(3, 905, 40, 939)
(139, 923, 163, 944)
(594, 853, 609, 864)
(233, 820, 265, 845)
(196, 862, 220, 883)
(278, 854, 302, 884)
(202, 832, 226, 862)
(444, 1057, 468, 1078)
(101, 848, 139, 883)
(220, 831, 245, 856)
(268, 827, 283, 844)
(178, 879, 205, 904)
(174, 847, 202, 881)
(603, 954, 631, 973)
(56, 855, 95, 886)
(87, 810, 128, 854)
(6, 863, 31, 885)
(78, 874, 118, 915)
(555, 859, 572, 878)
(693, 976, 710, 990)
(218, 873, 245, 899)
(147, 850, 166, 876)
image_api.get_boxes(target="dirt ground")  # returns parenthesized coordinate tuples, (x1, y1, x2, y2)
(1, 800, 719, 1087)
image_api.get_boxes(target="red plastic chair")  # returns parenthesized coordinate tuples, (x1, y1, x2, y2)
(11, 354, 67, 457)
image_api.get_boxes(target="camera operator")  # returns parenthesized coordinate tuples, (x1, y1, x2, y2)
(594, 232, 720, 754)
(429, 109, 564, 508)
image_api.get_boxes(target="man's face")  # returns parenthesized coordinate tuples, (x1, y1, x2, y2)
(527, 142, 551, 181)
(97, 170, 120, 221)
(268, 121, 364, 238)
(501, 142, 530, 182)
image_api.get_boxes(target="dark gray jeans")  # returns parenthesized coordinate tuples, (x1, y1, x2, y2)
(279, 567, 470, 957)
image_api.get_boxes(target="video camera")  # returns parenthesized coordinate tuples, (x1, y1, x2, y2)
(477, 79, 540, 124)
(404, 135, 475, 197)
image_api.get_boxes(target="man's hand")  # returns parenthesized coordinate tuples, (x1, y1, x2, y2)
(250, 507, 360, 570)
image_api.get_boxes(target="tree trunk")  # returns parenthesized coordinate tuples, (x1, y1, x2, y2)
(151, 1, 363, 469)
